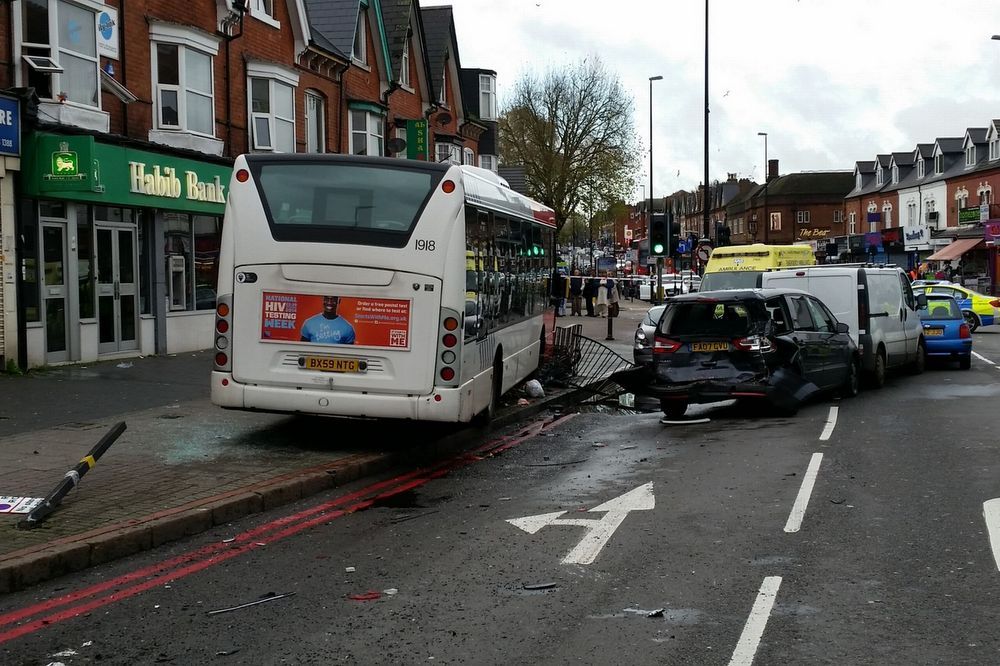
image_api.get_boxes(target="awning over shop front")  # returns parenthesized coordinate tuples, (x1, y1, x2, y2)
(926, 237, 983, 261)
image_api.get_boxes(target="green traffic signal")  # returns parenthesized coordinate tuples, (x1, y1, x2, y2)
(653, 243, 664, 254)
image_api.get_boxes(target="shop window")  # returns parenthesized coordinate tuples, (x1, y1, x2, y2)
(164, 213, 222, 312)
(77, 213, 94, 319)
(19, 0, 100, 107)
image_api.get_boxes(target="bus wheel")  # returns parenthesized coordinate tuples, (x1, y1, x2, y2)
(474, 352, 503, 426)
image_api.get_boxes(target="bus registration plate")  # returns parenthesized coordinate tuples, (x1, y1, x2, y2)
(300, 356, 362, 373)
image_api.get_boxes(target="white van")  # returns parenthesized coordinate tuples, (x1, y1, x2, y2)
(760, 265, 926, 386)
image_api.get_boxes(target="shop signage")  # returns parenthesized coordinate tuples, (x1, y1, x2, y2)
(128, 162, 226, 203)
(407, 119, 428, 160)
(23, 132, 231, 214)
(97, 7, 119, 60)
(959, 206, 980, 224)
(905, 228, 926, 242)
(0, 94, 19, 157)
(866, 212, 881, 223)
(798, 228, 830, 239)
(881, 228, 901, 243)
(984, 221, 1000, 243)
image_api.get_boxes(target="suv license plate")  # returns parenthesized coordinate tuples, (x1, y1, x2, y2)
(690, 341, 730, 352)
(300, 356, 363, 373)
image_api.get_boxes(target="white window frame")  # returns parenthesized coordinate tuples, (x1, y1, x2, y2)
(956, 187, 969, 210)
(479, 154, 497, 172)
(439, 66, 447, 105)
(934, 154, 943, 174)
(479, 74, 496, 121)
(250, 0, 280, 28)
(305, 91, 325, 153)
(17, 0, 103, 108)
(917, 157, 925, 178)
(463, 147, 474, 165)
(394, 127, 407, 158)
(966, 145, 976, 167)
(882, 203, 892, 227)
(796, 210, 810, 225)
(907, 202, 916, 225)
(151, 44, 215, 136)
(400, 38, 411, 88)
(891, 165, 899, 184)
(833, 210, 843, 225)
(247, 61, 299, 153)
(769, 212, 781, 231)
(849, 211, 857, 235)
(875, 168, 883, 187)
(855, 173, 862, 189)
(349, 109, 384, 156)
(353, 8, 368, 65)
(991, 136, 1000, 161)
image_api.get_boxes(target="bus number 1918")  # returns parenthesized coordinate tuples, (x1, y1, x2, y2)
(415, 239, 436, 251)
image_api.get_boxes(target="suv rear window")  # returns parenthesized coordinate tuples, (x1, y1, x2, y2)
(658, 299, 765, 337)
(700, 272, 762, 291)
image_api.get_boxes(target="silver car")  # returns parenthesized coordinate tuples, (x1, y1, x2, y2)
(633, 304, 666, 365)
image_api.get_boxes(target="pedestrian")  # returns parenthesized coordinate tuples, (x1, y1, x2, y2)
(569, 268, 584, 316)
(596, 271, 611, 317)
(550, 269, 568, 317)
(908, 266, 918, 282)
(583, 271, 597, 317)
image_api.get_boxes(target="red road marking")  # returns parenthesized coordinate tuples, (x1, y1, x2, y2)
(0, 413, 575, 645)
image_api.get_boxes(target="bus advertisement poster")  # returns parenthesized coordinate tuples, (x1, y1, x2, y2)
(260, 292, 411, 348)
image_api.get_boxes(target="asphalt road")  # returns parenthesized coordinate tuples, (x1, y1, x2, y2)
(4, 333, 1000, 665)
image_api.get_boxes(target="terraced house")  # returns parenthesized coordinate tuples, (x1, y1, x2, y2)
(0, 0, 495, 369)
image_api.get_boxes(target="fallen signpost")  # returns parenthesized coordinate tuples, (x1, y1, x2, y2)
(17, 421, 128, 530)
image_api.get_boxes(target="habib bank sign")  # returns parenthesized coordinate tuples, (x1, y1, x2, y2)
(129, 162, 226, 203)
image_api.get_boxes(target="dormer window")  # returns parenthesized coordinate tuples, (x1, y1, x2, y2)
(876, 168, 883, 187)
(991, 135, 1000, 161)
(934, 154, 943, 174)
(479, 75, 496, 121)
(353, 8, 367, 65)
(439, 66, 446, 105)
(400, 38, 410, 88)
(966, 145, 976, 167)
(856, 173, 862, 189)
(917, 158, 925, 178)
(891, 165, 899, 184)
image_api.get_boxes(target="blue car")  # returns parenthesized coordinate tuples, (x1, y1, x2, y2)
(918, 295, 972, 369)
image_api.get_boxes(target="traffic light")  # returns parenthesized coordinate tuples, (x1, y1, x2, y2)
(649, 213, 668, 257)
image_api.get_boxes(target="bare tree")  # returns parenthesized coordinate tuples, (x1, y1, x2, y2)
(499, 57, 640, 233)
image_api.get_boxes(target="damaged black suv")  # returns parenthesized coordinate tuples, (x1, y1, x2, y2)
(614, 288, 860, 418)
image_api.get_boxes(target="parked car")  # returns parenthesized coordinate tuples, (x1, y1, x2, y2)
(638, 274, 699, 301)
(917, 295, 972, 369)
(913, 283, 1000, 332)
(911, 279, 953, 288)
(612, 288, 860, 419)
(633, 304, 666, 366)
(761, 265, 926, 387)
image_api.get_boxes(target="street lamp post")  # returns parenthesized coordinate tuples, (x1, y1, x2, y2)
(649, 75, 663, 302)
(758, 131, 768, 243)
(702, 0, 710, 241)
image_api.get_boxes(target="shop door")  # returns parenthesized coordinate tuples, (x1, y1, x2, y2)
(96, 226, 139, 354)
(41, 223, 69, 363)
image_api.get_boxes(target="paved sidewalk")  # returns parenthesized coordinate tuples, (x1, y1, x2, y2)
(0, 299, 653, 592)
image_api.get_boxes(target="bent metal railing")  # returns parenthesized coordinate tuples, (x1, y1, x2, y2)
(539, 325, 633, 400)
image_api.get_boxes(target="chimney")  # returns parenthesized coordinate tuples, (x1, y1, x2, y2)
(767, 159, 779, 182)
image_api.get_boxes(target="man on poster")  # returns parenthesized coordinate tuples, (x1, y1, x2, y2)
(300, 296, 356, 344)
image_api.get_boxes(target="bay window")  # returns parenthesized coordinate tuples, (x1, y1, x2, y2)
(350, 109, 384, 156)
(247, 62, 298, 153)
(20, 0, 100, 107)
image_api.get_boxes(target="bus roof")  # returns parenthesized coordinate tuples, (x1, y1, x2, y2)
(460, 165, 556, 228)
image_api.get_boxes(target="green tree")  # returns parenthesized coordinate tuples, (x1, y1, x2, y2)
(499, 57, 640, 233)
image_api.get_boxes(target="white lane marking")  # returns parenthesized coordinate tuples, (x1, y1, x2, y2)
(819, 406, 839, 441)
(507, 482, 654, 565)
(783, 453, 823, 533)
(984, 499, 1000, 571)
(728, 576, 783, 666)
(972, 351, 995, 366)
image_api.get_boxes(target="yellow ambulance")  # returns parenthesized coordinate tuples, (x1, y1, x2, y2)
(699, 244, 816, 291)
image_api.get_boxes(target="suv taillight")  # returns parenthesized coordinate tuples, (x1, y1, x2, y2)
(733, 335, 773, 353)
(653, 336, 682, 355)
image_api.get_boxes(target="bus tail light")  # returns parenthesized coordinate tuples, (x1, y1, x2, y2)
(441, 179, 456, 194)
(214, 293, 233, 372)
(435, 307, 462, 388)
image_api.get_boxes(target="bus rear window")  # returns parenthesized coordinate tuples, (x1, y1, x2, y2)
(252, 161, 444, 247)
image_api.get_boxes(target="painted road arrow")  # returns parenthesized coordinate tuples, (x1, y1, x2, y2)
(506, 482, 654, 565)
(984, 498, 1000, 571)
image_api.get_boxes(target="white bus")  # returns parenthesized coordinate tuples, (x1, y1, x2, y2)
(211, 154, 556, 422)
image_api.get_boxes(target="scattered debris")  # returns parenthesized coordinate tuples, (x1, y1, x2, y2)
(206, 592, 295, 615)
(830, 498, 846, 505)
(345, 567, 356, 573)
(50, 649, 78, 658)
(0, 496, 45, 514)
(524, 379, 545, 398)
(116, 362, 133, 369)
(82, 642, 93, 648)
(216, 649, 241, 657)
(222, 537, 235, 543)
(526, 459, 587, 467)
(660, 417, 711, 426)
(383, 588, 399, 596)
(591, 442, 605, 447)
(348, 591, 382, 602)
(498, 497, 512, 501)
(522, 582, 558, 591)
(647, 608, 665, 618)
(620, 445, 637, 450)
(517, 398, 530, 406)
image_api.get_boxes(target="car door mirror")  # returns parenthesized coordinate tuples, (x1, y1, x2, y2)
(915, 293, 927, 309)
(835, 322, 850, 334)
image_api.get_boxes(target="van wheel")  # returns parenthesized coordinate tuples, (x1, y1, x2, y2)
(963, 311, 980, 333)
(908, 340, 926, 375)
(866, 348, 887, 389)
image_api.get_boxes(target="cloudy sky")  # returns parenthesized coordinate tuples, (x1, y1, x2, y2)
(424, 0, 1000, 202)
